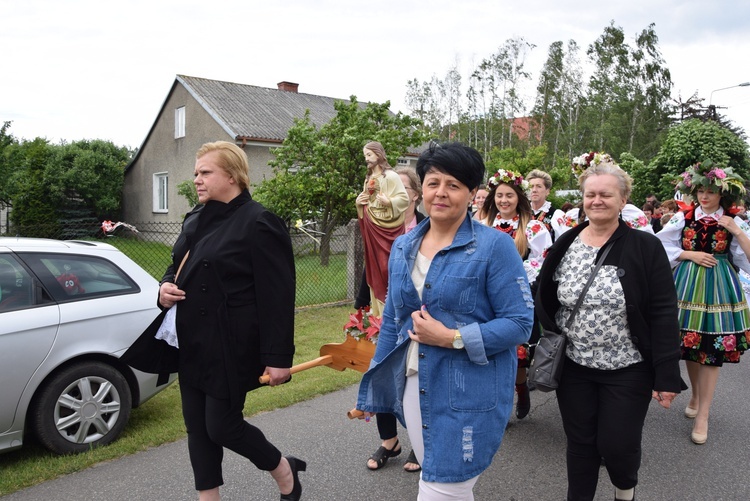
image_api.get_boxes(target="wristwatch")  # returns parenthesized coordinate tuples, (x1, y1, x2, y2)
(452, 329, 464, 350)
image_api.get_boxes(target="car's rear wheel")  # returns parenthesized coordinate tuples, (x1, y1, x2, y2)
(32, 361, 132, 454)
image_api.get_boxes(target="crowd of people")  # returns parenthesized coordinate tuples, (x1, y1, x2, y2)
(354, 144, 749, 501)
(125, 138, 749, 501)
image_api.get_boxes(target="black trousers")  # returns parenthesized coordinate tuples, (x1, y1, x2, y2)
(354, 268, 370, 309)
(180, 381, 282, 491)
(556, 358, 653, 501)
(375, 412, 398, 440)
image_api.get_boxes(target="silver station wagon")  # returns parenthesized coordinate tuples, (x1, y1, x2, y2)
(0, 237, 176, 455)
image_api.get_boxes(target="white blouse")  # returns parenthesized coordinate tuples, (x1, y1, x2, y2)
(481, 215, 552, 283)
(405, 251, 431, 376)
(532, 200, 552, 217)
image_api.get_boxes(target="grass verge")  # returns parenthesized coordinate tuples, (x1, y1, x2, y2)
(103, 237, 350, 308)
(0, 305, 361, 496)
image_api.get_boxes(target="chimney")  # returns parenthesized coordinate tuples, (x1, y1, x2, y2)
(277, 81, 299, 93)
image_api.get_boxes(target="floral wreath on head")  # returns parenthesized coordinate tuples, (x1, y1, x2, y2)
(571, 151, 615, 178)
(487, 168, 529, 191)
(676, 160, 746, 203)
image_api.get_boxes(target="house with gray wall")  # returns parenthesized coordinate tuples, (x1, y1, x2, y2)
(123, 75, 419, 226)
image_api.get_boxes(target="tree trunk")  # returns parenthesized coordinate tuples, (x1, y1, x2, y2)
(629, 103, 639, 153)
(319, 227, 332, 266)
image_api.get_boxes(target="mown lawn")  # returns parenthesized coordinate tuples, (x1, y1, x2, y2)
(103, 237, 350, 307)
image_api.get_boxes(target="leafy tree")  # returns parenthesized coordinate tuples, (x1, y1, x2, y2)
(648, 118, 750, 202)
(582, 22, 673, 161)
(624, 24, 674, 159)
(5, 138, 59, 236)
(4, 138, 131, 236)
(46, 140, 130, 219)
(472, 37, 535, 153)
(532, 42, 565, 147)
(484, 145, 548, 178)
(406, 36, 535, 157)
(672, 92, 747, 140)
(0, 121, 17, 207)
(583, 22, 633, 154)
(531, 40, 584, 165)
(619, 152, 654, 205)
(405, 75, 446, 138)
(177, 180, 199, 208)
(253, 97, 427, 265)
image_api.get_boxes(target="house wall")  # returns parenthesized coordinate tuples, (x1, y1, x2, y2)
(123, 79, 421, 228)
(122, 84, 279, 225)
(240, 142, 277, 189)
(123, 84, 225, 223)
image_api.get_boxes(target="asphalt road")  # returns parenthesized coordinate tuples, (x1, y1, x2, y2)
(2, 361, 749, 500)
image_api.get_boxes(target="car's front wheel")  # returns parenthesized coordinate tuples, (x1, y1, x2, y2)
(32, 361, 132, 454)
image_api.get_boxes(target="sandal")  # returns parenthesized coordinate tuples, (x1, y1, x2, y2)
(367, 439, 401, 470)
(403, 449, 421, 472)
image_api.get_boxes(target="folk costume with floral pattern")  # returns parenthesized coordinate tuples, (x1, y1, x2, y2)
(531, 199, 556, 237)
(657, 162, 750, 366)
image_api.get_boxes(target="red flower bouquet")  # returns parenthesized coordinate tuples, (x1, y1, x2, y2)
(344, 307, 381, 344)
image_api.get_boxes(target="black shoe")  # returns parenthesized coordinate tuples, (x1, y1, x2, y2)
(516, 382, 530, 419)
(367, 438, 402, 470)
(403, 449, 421, 473)
(280, 456, 306, 501)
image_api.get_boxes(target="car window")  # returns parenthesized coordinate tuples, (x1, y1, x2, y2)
(0, 256, 35, 312)
(20, 253, 140, 302)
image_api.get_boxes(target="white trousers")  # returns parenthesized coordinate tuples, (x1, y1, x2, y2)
(403, 373, 479, 500)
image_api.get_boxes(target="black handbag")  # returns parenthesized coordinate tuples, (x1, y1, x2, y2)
(529, 242, 613, 392)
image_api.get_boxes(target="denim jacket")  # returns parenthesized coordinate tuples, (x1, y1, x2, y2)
(357, 213, 533, 482)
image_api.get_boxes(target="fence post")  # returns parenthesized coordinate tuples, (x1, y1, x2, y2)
(347, 218, 364, 302)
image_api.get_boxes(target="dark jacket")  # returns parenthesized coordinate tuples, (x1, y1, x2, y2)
(123, 191, 295, 404)
(535, 220, 685, 392)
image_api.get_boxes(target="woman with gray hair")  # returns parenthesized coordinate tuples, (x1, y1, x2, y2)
(535, 152, 683, 501)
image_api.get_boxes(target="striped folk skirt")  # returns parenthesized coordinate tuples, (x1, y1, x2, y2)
(674, 254, 750, 366)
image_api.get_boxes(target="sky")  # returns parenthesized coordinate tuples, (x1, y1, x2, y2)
(2, 0, 749, 150)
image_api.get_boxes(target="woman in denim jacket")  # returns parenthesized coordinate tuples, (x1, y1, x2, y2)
(357, 142, 534, 500)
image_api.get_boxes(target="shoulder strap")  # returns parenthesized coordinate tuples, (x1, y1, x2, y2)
(564, 241, 613, 330)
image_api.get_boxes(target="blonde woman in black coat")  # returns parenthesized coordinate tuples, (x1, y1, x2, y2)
(129, 141, 305, 501)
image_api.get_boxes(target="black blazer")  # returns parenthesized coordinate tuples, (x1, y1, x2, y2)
(124, 191, 296, 404)
(535, 220, 685, 392)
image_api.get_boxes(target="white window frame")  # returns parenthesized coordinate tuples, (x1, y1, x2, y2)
(175, 106, 185, 138)
(153, 172, 168, 213)
(397, 158, 409, 166)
